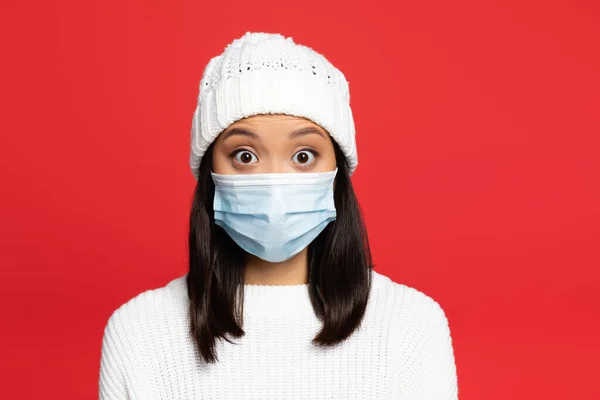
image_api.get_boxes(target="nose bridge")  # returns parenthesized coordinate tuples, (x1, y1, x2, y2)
(263, 157, 294, 174)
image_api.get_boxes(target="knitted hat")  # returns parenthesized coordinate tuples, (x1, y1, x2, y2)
(189, 32, 358, 179)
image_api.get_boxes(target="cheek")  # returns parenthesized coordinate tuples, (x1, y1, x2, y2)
(211, 144, 233, 174)
(327, 153, 337, 169)
(322, 145, 337, 170)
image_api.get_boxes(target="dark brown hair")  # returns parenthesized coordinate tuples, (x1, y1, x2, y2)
(186, 139, 373, 363)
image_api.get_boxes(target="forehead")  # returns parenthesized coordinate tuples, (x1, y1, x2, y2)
(228, 114, 326, 133)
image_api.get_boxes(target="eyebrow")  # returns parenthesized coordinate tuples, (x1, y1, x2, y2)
(289, 127, 327, 139)
(221, 126, 327, 141)
(221, 128, 260, 141)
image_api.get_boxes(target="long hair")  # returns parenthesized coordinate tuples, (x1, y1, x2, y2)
(187, 139, 373, 363)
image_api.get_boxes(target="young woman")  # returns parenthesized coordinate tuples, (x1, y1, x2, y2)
(99, 32, 459, 400)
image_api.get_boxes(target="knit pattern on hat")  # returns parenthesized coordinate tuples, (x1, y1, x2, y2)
(189, 32, 358, 179)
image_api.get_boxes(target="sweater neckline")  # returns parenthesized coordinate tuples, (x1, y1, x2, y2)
(241, 282, 314, 318)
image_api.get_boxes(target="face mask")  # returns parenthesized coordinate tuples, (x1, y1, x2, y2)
(211, 168, 338, 263)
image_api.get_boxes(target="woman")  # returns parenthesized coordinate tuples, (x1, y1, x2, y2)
(99, 32, 459, 399)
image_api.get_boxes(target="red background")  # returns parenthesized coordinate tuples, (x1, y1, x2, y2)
(1, 0, 599, 398)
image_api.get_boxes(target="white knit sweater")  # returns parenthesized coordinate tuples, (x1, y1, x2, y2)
(99, 269, 458, 399)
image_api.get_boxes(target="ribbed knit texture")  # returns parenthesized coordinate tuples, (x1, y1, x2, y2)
(99, 269, 458, 399)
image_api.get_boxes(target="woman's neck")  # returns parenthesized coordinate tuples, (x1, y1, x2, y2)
(244, 248, 309, 285)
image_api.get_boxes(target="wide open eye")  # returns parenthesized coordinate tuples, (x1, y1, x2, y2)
(233, 150, 259, 164)
(291, 149, 316, 165)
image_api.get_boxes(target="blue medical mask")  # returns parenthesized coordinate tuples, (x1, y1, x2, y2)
(211, 168, 338, 263)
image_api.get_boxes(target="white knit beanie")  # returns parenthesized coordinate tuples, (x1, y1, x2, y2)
(189, 32, 358, 179)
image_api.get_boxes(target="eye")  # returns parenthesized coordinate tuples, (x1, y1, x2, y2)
(291, 149, 316, 165)
(233, 150, 258, 164)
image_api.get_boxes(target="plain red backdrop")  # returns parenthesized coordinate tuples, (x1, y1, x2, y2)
(1, 0, 599, 398)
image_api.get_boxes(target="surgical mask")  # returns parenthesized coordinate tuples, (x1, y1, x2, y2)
(211, 168, 338, 263)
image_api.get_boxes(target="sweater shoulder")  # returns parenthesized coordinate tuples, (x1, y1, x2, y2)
(99, 274, 190, 397)
(370, 270, 458, 398)
(370, 269, 450, 327)
(102, 273, 189, 340)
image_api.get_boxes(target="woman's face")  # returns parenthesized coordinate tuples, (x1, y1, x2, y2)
(212, 114, 337, 174)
